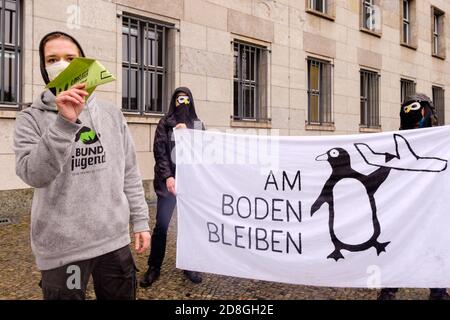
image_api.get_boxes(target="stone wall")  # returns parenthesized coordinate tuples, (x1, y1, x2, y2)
(1, 0, 450, 196)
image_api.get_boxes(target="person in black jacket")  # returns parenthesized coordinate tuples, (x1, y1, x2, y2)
(377, 93, 449, 300)
(140, 87, 204, 288)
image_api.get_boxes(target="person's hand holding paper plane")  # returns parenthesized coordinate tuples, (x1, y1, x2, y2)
(46, 57, 116, 97)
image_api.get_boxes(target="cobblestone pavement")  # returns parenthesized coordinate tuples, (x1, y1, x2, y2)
(0, 205, 433, 300)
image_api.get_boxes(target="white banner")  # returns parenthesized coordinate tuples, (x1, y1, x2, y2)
(174, 126, 450, 288)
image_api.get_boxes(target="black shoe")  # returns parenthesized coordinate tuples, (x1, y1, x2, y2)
(139, 267, 160, 288)
(377, 290, 396, 300)
(183, 270, 203, 284)
(429, 291, 450, 300)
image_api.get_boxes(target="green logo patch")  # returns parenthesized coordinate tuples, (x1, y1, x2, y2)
(75, 127, 99, 145)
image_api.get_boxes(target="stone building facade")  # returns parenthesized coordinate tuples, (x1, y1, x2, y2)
(0, 0, 449, 200)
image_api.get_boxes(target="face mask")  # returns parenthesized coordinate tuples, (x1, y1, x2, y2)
(403, 102, 421, 114)
(177, 95, 190, 106)
(46, 60, 70, 81)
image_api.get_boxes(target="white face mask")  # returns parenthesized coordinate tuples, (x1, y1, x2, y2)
(46, 60, 70, 81)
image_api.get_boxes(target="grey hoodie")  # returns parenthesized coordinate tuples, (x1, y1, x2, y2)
(13, 90, 149, 271)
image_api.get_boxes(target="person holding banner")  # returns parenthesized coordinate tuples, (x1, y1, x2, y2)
(140, 87, 205, 288)
(13, 32, 150, 300)
(377, 93, 450, 300)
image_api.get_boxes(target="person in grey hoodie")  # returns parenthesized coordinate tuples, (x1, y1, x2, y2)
(13, 31, 150, 300)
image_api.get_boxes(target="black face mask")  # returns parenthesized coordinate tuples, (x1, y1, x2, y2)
(400, 105, 433, 130)
(400, 109, 423, 130)
(174, 104, 190, 124)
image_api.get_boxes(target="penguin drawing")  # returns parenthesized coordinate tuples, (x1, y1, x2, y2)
(311, 147, 392, 261)
(311, 134, 448, 261)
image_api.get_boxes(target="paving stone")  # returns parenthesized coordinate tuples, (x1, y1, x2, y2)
(0, 206, 437, 300)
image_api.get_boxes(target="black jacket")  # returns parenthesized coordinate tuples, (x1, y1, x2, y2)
(153, 87, 204, 197)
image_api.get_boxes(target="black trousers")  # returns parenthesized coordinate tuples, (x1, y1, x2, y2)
(147, 194, 177, 269)
(40, 245, 137, 300)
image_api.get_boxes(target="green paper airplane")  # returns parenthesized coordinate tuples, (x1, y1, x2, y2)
(46, 57, 116, 96)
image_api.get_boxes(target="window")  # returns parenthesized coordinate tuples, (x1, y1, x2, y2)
(402, 0, 411, 44)
(306, 0, 336, 19)
(122, 14, 170, 114)
(432, 86, 445, 126)
(361, 0, 381, 34)
(233, 41, 268, 121)
(400, 78, 416, 103)
(307, 58, 332, 125)
(432, 7, 445, 58)
(0, 0, 21, 105)
(400, 0, 417, 48)
(433, 13, 439, 54)
(360, 70, 380, 128)
(308, 0, 327, 14)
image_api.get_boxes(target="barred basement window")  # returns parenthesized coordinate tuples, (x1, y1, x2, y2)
(0, 0, 21, 106)
(400, 78, 416, 103)
(122, 14, 170, 114)
(307, 58, 332, 125)
(233, 41, 268, 121)
(432, 86, 445, 126)
(360, 70, 380, 128)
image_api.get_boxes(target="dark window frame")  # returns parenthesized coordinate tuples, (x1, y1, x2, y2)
(431, 6, 445, 59)
(308, 0, 327, 14)
(307, 57, 333, 125)
(122, 13, 171, 115)
(432, 85, 445, 126)
(305, 0, 335, 20)
(233, 40, 267, 122)
(433, 13, 440, 54)
(360, 0, 383, 36)
(0, 0, 21, 107)
(362, 0, 376, 31)
(360, 69, 380, 128)
(400, 78, 416, 103)
(402, 0, 411, 44)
